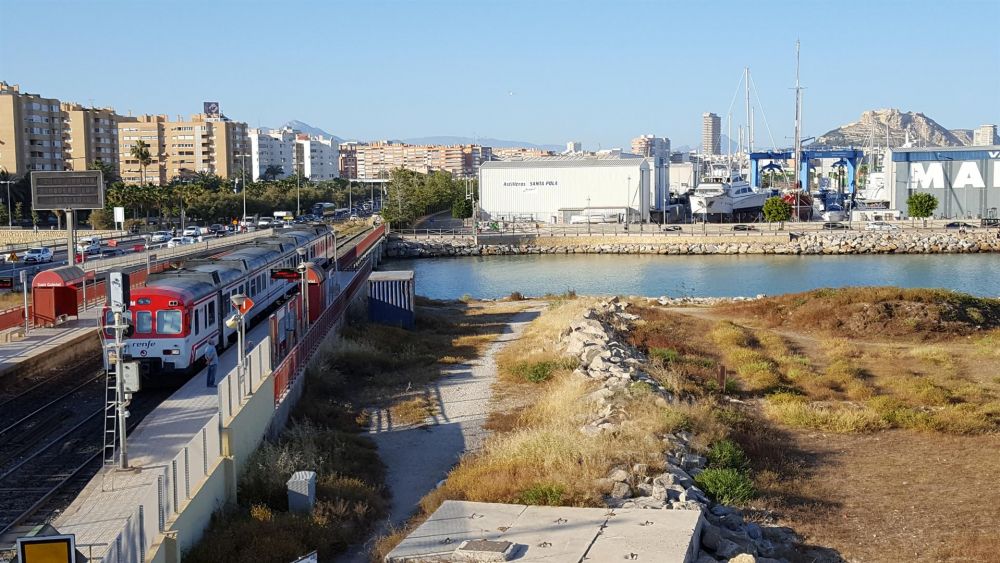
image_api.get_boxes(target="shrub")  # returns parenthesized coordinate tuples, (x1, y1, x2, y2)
(517, 483, 565, 506)
(510, 358, 575, 383)
(694, 468, 756, 505)
(507, 291, 526, 301)
(706, 439, 749, 472)
(650, 347, 680, 364)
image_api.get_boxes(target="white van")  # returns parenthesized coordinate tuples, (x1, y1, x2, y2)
(77, 238, 101, 254)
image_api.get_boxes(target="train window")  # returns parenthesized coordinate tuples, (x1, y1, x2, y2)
(250, 278, 256, 296)
(208, 302, 216, 326)
(135, 311, 152, 333)
(194, 309, 200, 336)
(157, 310, 182, 334)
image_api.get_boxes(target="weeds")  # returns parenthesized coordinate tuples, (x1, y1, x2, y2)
(694, 468, 755, 505)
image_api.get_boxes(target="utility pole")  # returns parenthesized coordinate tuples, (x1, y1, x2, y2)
(236, 153, 250, 227)
(295, 148, 302, 216)
(113, 310, 129, 469)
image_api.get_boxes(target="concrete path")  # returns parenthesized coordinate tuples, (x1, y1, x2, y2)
(339, 307, 541, 562)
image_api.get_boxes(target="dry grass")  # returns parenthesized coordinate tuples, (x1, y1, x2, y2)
(388, 396, 438, 426)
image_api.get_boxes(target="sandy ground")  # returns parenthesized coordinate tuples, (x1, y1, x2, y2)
(338, 308, 541, 562)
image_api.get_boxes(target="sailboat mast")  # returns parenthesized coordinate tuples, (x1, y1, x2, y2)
(793, 40, 803, 191)
(744, 67, 752, 156)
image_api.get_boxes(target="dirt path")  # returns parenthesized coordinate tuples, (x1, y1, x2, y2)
(338, 307, 542, 562)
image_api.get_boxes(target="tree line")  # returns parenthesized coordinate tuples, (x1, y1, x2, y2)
(379, 168, 476, 227)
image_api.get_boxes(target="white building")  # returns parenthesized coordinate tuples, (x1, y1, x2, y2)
(295, 136, 339, 181)
(248, 128, 295, 180)
(479, 156, 651, 224)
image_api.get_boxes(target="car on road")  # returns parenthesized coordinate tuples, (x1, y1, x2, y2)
(76, 238, 101, 254)
(662, 225, 682, 232)
(257, 219, 273, 228)
(182, 226, 203, 237)
(100, 248, 128, 258)
(945, 222, 977, 230)
(208, 224, 226, 236)
(22, 247, 54, 263)
(822, 222, 850, 230)
(731, 224, 756, 231)
(167, 236, 197, 248)
(150, 231, 173, 244)
(865, 221, 900, 232)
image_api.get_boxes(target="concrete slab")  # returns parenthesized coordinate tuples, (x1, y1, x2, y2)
(386, 501, 525, 561)
(386, 501, 703, 563)
(585, 508, 702, 563)
(0, 307, 101, 378)
(498, 505, 611, 561)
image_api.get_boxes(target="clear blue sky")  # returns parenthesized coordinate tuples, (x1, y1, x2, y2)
(1, 0, 997, 149)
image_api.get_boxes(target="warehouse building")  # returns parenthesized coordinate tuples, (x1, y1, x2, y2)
(886, 146, 1000, 219)
(479, 157, 650, 224)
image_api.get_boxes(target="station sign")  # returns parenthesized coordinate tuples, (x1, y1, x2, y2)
(271, 268, 301, 281)
(31, 171, 105, 210)
(16, 534, 77, 563)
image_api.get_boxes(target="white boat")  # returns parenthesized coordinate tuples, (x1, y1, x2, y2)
(690, 167, 769, 216)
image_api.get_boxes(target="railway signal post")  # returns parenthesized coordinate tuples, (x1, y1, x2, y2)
(226, 294, 253, 396)
(296, 248, 309, 328)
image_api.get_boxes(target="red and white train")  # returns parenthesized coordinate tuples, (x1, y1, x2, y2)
(102, 225, 334, 377)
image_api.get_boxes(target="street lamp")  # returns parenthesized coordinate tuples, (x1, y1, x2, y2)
(296, 247, 309, 328)
(235, 153, 251, 229)
(226, 293, 249, 380)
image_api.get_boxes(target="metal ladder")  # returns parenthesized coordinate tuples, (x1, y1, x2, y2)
(102, 343, 120, 466)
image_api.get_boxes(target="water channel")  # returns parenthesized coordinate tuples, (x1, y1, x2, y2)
(381, 254, 1000, 300)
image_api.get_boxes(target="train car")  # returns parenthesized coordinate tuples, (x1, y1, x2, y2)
(103, 224, 334, 378)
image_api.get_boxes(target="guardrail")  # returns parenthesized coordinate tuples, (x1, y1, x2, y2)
(0, 230, 133, 254)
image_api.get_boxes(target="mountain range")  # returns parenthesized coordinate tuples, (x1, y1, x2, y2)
(278, 110, 991, 153)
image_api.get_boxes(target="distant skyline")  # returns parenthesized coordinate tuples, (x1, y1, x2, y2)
(1, 0, 998, 149)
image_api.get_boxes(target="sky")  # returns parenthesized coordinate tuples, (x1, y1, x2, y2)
(1, 0, 998, 150)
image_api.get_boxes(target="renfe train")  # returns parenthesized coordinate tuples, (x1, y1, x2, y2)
(102, 225, 335, 376)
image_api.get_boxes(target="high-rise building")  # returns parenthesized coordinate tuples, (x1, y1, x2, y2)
(631, 135, 670, 159)
(973, 124, 998, 146)
(63, 102, 123, 172)
(249, 128, 295, 180)
(339, 142, 359, 179)
(0, 82, 67, 176)
(294, 134, 339, 181)
(702, 112, 721, 155)
(118, 113, 250, 185)
(565, 141, 582, 154)
(631, 135, 671, 211)
(352, 142, 492, 181)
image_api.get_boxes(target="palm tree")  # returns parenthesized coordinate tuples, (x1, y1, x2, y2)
(130, 140, 152, 185)
(262, 164, 284, 182)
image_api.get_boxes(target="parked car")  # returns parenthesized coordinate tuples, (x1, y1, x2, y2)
(731, 224, 756, 231)
(167, 236, 196, 248)
(22, 247, 54, 263)
(76, 238, 101, 254)
(150, 231, 173, 244)
(822, 222, 850, 230)
(865, 221, 900, 232)
(182, 226, 203, 237)
(944, 222, 977, 229)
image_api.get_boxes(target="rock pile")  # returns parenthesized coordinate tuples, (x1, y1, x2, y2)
(386, 230, 1000, 257)
(559, 298, 802, 562)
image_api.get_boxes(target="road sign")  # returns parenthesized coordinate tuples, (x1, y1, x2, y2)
(6, 252, 17, 262)
(30, 171, 105, 210)
(113, 206, 125, 224)
(291, 551, 317, 563)
(16, 534, 77, 563)
(236, 297, 254, 315)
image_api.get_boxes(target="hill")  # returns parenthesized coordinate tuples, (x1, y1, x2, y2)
(814, 109, 967, 147)
(281, 120, 343, 142)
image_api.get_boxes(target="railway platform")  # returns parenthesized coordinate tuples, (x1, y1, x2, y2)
(0, 307, 102, 379)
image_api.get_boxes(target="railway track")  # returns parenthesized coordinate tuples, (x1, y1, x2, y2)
(0, 367, 169, 542)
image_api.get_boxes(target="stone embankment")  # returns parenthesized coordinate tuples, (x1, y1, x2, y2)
(559, 298, 799, 563)
(386, 231, 1000, 257)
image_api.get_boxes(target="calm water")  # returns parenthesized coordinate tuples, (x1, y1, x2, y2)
(381, 254, 1000, 300)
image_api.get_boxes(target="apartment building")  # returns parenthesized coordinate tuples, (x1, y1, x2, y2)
(249, 128, 295, 180)
(294, 134, 339, 181)
(492, 147, 556, 160)
(0, 82, 67, 176)
(353, 141, 492, 181)
(973, 124, 998, 146)
(63, 102, 122, 171)
(118, 113, 250, 185)
(338, 142, 359, 179)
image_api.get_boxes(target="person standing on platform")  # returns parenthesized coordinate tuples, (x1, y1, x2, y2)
(204, 344, 219, 387)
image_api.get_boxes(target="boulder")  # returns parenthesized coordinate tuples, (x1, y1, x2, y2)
(609, 481, 631, 499)
(608, 468, 630, 482)
(727, 555, 756, 563)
